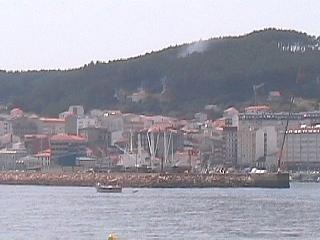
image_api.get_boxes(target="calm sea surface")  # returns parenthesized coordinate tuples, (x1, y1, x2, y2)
(0, 183, 319, 240)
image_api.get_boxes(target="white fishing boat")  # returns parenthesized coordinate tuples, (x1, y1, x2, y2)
(95, 182, 122, 193)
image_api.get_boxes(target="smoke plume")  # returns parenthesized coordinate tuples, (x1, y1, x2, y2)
(178, 40, 209, 58)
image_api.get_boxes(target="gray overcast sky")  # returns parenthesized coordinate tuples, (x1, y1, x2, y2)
(0, 0, 319, 70)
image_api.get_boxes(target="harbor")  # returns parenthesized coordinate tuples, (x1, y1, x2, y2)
(0, 171, 289, 188)
(0, 182, 317, 240)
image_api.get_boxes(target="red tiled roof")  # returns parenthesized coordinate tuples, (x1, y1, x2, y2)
(50, 134, 86, 142)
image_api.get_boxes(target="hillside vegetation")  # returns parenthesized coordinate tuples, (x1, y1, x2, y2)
(1, 28, 320, 117)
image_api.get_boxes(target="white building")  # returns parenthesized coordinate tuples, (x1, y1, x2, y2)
(0, 143, 28, 170)
(255, 126, 278, 168)
(59, 105, 85, 119)
(238, 110, 320, 151)
(0, 119, 12, 136)
(77, 116, 99, 132)
(223, 107, 239, 128)
(283, 126, 320, 170)
(100, 111, 124, 145)
(237, 126, 277, 169)
(89, 109, 104, 117)
(68, 105, 85, 117)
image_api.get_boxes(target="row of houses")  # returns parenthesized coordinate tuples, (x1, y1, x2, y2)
(0, 105, 188, 171)
(2, 103, 320, 172)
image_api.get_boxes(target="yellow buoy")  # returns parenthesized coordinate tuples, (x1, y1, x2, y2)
(108, 233, 118, 240)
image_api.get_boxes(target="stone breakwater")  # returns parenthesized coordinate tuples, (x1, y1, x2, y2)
(0, 171, 289, 188)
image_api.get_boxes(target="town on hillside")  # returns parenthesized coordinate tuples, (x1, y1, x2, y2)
(0, 104, 319, 174)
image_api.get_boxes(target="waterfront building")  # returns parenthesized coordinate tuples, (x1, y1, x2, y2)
(75, 156, 97, 169)
(0, 143, 28, 170)
(222, 126, 237, 166)
(50, 134, 87, 166)
(283, 125, 320, 170)
(237, 108, 320, 168)
(17, 155, 44, 170)
(237, 126, 277, 169)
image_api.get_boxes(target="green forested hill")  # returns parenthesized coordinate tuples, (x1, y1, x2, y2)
(1, 28, 320, 117)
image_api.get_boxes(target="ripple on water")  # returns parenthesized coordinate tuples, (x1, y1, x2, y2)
(0, 183, 320, 240)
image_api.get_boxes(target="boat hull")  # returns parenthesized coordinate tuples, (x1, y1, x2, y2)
(96, 185, 122, 193)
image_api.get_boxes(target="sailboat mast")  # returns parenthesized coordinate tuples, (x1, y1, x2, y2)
(278, 96, 294, 170)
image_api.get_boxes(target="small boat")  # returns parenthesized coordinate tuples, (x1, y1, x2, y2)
(96, 182, 122, 193)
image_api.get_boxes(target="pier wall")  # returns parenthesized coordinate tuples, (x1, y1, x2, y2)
(0, 171, 289, 188)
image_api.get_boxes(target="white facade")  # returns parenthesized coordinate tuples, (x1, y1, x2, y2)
(89, 109, 104, 117)
(101, 114, 124, 132)
(255, 126, 278, 168)
(283, 127, 320, 169)
(0, 145, 28, 170)
(223, 107, 239, 128)
(68, 105, 85, 117)
(237, 126, 277, 168)
(237, 127, 256, 167)
(0, 120, 12, 136)
(77, 116, 99, 131)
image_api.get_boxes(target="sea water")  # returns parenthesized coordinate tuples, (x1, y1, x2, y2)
(0, 183, 319, 240)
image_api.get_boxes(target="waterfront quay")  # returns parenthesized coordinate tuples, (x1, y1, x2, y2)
(0, 171, 289, 188)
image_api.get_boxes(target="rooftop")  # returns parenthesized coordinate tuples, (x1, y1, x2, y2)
(50, 134, 87, 142)
(40, 117, 65, 123)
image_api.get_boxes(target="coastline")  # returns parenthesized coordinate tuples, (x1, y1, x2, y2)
(0, 171, 289, 188)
